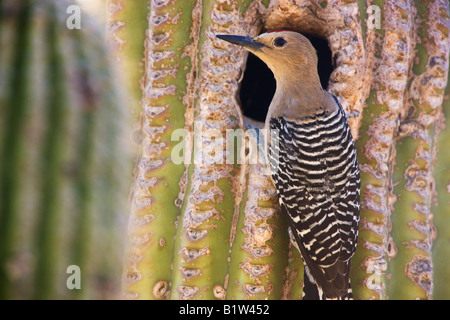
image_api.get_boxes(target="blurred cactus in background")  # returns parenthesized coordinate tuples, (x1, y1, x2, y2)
(0, 0, 131, 299)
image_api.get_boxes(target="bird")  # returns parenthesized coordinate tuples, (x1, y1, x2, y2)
(217, 31, 360, 300)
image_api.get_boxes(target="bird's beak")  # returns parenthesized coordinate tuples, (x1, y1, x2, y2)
(216, 34, 266, 51)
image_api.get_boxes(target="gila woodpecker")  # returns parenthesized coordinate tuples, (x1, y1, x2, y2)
(217, 31, 360, 300)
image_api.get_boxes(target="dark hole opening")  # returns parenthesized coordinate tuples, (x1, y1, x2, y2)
(239, 33, 333, 123)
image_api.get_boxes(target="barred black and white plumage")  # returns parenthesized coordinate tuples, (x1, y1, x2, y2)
(217, 30, 361, 300)
(268, 96, 360, 299)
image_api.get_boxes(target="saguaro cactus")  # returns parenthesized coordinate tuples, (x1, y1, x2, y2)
(352, 0, 450, 299)
(112, 0, 450, 300)
(0, 0, 130, 299)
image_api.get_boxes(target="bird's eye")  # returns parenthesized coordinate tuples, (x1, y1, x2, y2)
(273, 37, 287, 47)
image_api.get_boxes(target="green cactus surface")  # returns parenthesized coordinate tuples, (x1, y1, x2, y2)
(114, 0, 450, 300)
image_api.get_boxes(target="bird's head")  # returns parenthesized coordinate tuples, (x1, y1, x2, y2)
(216, 31, 320, 88)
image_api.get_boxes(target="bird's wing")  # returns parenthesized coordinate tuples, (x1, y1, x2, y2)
(268, 105, 360, 298)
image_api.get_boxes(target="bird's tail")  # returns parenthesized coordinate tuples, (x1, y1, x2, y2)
(302, 266, 353, 300)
